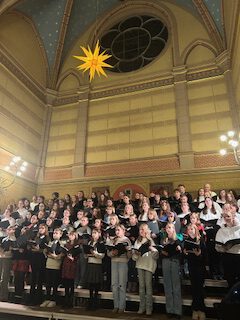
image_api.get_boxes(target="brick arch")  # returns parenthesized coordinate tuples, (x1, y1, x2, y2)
(113, 184, 147, 200)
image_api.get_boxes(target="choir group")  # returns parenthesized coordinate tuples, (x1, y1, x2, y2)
(0, 183, 240, 320)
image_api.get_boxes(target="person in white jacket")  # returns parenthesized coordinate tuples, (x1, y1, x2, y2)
(132, 223, 159, 316)
(215, 210, 240, 288)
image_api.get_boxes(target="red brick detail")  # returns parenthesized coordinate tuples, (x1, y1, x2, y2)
(44, 169, 72, 181)
(85, 157, 180, 177)
(194, 153, 237, 168)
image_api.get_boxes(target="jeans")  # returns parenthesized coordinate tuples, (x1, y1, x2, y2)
(162, 258, 182, 316)
(137, 268, 153, 313)
(75, 252, 87, 287)
(111, 261, 128, 310)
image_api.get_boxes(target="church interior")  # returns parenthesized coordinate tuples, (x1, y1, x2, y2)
(0, 0, 240, 319)
(0, 0, 239, 202)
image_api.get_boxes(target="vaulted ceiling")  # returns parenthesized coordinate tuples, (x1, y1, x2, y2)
(0, 0, 225, 87)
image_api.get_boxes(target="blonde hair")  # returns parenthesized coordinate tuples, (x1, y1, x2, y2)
(164, 222, 177, 243)
(148, 209, 158, 221)
(137, 223, 152, 243)
(116, 224, 126, 232)
(53, 227, 63, 234)
(113, 224, 126, 244)
(106, 206, 115, 214)
(109, 214, 119, 225)
(190, 212, 201, 225)
(187, 223, 201, 242)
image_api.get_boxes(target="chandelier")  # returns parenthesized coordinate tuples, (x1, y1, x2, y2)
(0, 156, 28, 195)
(219, 131, 240, 165)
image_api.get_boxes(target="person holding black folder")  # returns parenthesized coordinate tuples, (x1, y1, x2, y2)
(215, 210, 240, 288)
(184, 224, 206, 320)
(0, 208, 16, 240)
(76, 216, 92, 289)
(61, 231, 80, 308)
(0, 226, 16, 302)
(28, 223, 49, 305)
(200, 197, 222, 279)
(107, 224, 131, 313)
(84, 228, 105, 310)
(132, 223, 159, 316)
(126, 214, 139, 293)
(11, 227, 30, 303)
(40, 228, 64, 308)
(161, 222, 182, 319)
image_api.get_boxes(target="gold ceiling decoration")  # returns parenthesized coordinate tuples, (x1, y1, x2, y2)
(73, 40, 113, 82)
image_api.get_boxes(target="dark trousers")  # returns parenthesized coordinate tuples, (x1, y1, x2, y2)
(14, 271, 25, 297)
(222, 253, 240, 288)
(30, 254, 46, 302)
(45, 269, 60, 301)
(206, 230, 221, 277)
(62, 278, 74, 307)
(89, 283, 100, 298)
(102, 255, 111, 290)
(188, 261, 205, 311)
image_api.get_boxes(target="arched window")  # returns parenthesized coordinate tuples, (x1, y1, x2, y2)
(100, 15, 168, 73)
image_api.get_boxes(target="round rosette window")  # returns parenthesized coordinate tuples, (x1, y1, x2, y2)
(100, 15, 168, 73)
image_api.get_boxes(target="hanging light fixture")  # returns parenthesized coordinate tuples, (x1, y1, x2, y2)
(219, 131, 240, 165)
(1, 156, 28, 195)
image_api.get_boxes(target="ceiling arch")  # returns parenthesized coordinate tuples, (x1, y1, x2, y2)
(0, 0, 225, 87)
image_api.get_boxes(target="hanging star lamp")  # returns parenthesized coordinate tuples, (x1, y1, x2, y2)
(73, 40, 113, 82)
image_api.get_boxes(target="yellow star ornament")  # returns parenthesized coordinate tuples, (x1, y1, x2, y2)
(73, 40, 113, 82)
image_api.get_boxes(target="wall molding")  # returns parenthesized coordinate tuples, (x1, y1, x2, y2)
(0, 45, 46, 103)
(52, 66, 224, 105)
(42, 152, 238, 182)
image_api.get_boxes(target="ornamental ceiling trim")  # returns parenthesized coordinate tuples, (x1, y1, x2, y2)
(193, 0, 225, 53)
(89, 68, 223, 100)
(0, 45, 46, 103)
(53, 66, 224, 104)
(186, 67, 222, 81)
(53, 95, 79, 106)
(90, 78, 174, 100)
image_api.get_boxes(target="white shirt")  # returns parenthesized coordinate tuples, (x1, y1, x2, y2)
(200, 203, 222, 221)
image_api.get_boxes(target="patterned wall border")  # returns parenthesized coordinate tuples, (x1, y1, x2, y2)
(85, 157, 180, 177)
(52, 67, 223, 105)
(43, 152, 239, 182)
(53, 95, 79, 106)
(44, 167, 72, 181)
(194, 153, 237, 168)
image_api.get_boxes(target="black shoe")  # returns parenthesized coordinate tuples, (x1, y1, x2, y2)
(86, 298, 94, 310)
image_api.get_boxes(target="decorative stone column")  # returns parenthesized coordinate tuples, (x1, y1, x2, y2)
(37, 89, 56, 182)
(173, 65, 194, 170)
(216, 50, 240, 131)
(72, 86, 90, 178)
